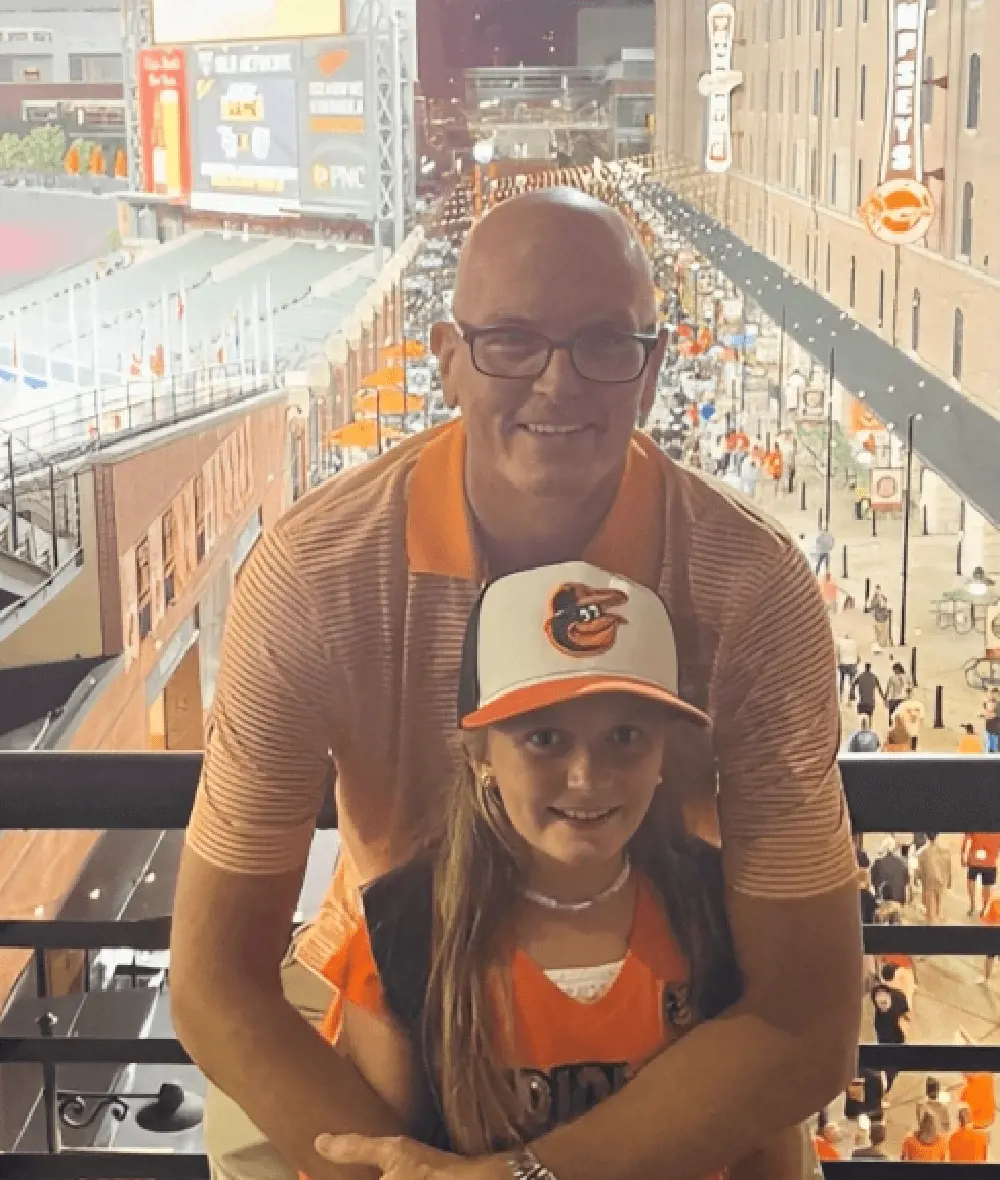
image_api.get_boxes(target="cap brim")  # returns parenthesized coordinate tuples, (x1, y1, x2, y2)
(460, 673, 711, 730)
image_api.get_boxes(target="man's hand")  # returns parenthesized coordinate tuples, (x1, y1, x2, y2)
(314, 1134, 507, 1180)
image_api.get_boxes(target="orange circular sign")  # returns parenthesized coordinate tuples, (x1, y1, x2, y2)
(861, 179, 935, 245)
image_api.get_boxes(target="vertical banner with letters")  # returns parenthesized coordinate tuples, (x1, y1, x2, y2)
(298, 38, 375, 216)
(697, 3, 743, 174)
(137, 47, 191, 200)
(861, 0, 935, 245)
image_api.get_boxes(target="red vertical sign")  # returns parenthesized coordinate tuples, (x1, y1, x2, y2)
(137, 47, 191, 201)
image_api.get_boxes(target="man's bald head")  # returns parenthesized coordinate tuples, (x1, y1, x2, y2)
(453, 187, 655, 323)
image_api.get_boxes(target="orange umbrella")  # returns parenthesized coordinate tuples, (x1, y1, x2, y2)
(327, 420, 405, 449)
(354, 390, 425, 416)
(360, 365, 405, 389)
(380, 339, 427, 362)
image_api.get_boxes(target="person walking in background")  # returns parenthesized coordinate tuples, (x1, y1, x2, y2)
(814, 527, 835, 576)
(872, 973, 911, 1093)
(836, 633, 859, 701)
(868, 585, 891, 650)
(983, 690, 1000, 754)
(846, 715, 881, 753)
(915, 834, 952, 925)
(895, 691, 926, 751)
(963, 832, 1000, 917)
(900, 1111, 948, 1161)
(884, 662, 911, 721)
(917, 1077, 951, 1134)
(948, 1105, 989, 1162)
(883, 717, 912, 752)
(813, 1115, 842, 1162)
(871, 838, 909, 904)
(853, 663, 884, 722)
(852, 1121, 889, 1160)
(820, 572, 838, 614)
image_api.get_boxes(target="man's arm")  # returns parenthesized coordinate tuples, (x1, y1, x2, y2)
(170, 526, 402, 1179)
(527, 541, 861, 1180)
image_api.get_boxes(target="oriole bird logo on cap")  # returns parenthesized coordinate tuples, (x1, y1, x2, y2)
(544, 583, 629, 657)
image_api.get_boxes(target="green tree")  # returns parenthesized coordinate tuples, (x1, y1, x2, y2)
(25, 125, 67, 171)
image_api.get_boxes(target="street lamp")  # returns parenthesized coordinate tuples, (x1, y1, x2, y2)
(968, 566, 995, 597)
(899, 411, 923, 647)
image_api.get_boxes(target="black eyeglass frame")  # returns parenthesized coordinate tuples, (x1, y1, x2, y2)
(456, 321, 662, 384)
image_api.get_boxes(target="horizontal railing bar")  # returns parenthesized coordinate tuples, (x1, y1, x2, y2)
(0, 1152, 210, 1179)
(2, 752, 998, 832)
(0, 752, 337, 830)
(0, 916, 172, 950)
(0, 1156, 987, 1180)
(858, 1042, 1000, 1070)
(4, 920, 1000, 957)
(6, 1034, 1000, 1073)
(0, 1037, 191, 1066)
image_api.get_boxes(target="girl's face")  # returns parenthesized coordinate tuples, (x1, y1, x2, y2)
(482, 692, 669, 876)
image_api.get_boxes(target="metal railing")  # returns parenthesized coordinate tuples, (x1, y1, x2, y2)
(1, 362, 282, 463)
(1, 752, 1000, 1178)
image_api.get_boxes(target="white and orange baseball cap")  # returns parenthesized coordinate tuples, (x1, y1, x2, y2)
(458, 561, 711, 729)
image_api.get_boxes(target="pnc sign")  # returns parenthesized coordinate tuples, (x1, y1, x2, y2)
(861, 0, 935, 245)
(697, 2, 743, 174)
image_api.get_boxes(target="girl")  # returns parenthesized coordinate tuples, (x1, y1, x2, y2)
(318, 561, 811, 1179)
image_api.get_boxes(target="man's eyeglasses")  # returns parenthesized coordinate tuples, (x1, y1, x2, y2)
(458, 323, 659, 384)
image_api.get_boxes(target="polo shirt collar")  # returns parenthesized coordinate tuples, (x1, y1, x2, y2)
(406, 421, 664, 588)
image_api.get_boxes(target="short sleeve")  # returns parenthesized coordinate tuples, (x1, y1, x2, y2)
(186, 524, 334, 874)
(710, 542, 856, 899)
(321, 920, 389, 1019)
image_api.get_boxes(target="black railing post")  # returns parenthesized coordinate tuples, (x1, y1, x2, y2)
(911, 645, 918, 689)
(7, 432, 19, 552)
(48, 465, 58, 571)
(934, 685, 945, 728)
(842, 544, 849, 580)
(38, 1010, 63, 1154)
(73, 471, 81, 548)
(800, 480, 807, 511)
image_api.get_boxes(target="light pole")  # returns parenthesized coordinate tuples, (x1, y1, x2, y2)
(824, 349, 835, 533)
(899, 411, 923, 647)
(776, 304, 786, 432)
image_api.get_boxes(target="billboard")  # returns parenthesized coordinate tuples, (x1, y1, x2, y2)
(152, 0, 345, 46)
(189, 44, 301, 216)
(137, 47, 192, 200)
(696, 3, 743, 174)
(298, 38, 375, 216)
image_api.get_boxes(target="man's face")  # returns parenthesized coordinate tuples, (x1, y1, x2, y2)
(433, 212, 664, 499)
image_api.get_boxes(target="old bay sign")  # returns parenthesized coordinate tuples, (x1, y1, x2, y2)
(861, 0, 935, 245)
(697, 3, 743, 174)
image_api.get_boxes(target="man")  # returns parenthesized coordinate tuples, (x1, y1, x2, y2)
(835, 633, 859, 701)
(852, 662, 884, 721)
(171, 189, 860, 1180)
(845, 715, 881, 753)
(948, 1105, 990, 1162)
(915, 833, 952, 924)
(962, 831, 1000, 917)
(871, 837, 909, 904)
(917, 1077, 952, 1135)
(851, 1121, 889, 1160)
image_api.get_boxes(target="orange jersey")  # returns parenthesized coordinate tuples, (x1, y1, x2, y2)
(948, 1126, 989, 1162)
(901, 1134, 948, 1161)
(322, 846, 739, 1170)
(961, 1074, 997, 1130)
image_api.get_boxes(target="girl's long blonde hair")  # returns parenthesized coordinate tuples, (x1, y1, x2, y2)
(422, 731, 739, 1155)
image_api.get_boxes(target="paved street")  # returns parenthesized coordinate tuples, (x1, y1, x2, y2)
(647, 184, 1000, 528)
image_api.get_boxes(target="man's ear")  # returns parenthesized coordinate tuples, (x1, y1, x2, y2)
(432, 321, 461, 411)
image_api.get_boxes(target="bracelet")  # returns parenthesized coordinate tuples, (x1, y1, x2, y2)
(507, 1145, 559, 1180)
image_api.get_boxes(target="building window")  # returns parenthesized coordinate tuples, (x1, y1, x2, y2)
(193, 473, 206, 561)
(68, 53, 122, 83)
(825, 242, 832, 290)
(849, 256, 857, 307)
(877, 269, 885, 328)
(804, 234, 810, 274)
(856, 157, 864, 207)
(812, 68, 821, 116)
(953, 308, 964, 380)
(796, 0, 803, 35)
(923, 57, 934, 124)
(788, 224, 793, 263)
(772, 216, 778, 254)
(960, 181, 974, 258)
(162, 508, 176, 607)
(834, 67, 840, 117)
(830, 152, 838, 204)
(777, 139, 783, 182)
(862, 0, 869, 20)
(967, 53, 981, 130)
(836, 0, 843, 26)
(911, 289, 921, 351)
(859, 65, 867, 120)
(778, 72, 784, 112)
(815, 0, 823, 31)
(136, 536, 151, 641)
(794, 70, 801, 113)
(749, 73, 755, 109)
(810, 146, 818, 195)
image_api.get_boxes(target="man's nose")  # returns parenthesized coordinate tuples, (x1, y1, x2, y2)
(531, 342, 581, 397)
